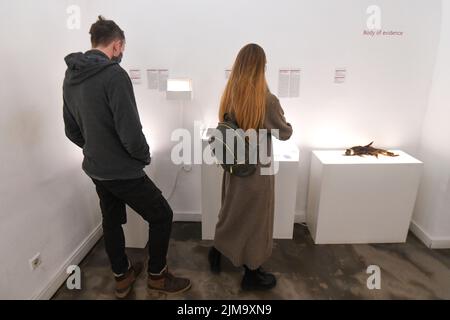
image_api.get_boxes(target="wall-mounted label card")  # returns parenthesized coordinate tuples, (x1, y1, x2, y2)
(146, 69, 170, 91)
(289, 69, 301, 98)
(278, 69, 301, 98)
(225, 69, 232, 79)
(147, 69, 159, 90)
(129, 69, 142, 84)
(334, 68, 346, 84)
(278, 69, 291, 98)
(158, 69, 169, 92)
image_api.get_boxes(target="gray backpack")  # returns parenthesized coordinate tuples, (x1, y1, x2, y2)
(208, 114, 257, 177)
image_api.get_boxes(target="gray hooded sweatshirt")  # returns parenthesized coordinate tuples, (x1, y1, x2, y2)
(63, 50, 150, 180)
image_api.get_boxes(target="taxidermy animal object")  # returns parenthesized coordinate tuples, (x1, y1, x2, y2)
(344, 142, 399, 158)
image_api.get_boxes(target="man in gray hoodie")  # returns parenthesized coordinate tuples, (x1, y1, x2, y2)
(63, 16, 191, 298)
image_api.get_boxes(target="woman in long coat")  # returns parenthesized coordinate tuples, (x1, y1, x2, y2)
(209, 43, 293, 291)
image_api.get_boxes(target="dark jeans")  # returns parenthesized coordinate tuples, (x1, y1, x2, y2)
(92, 175, 173, 275)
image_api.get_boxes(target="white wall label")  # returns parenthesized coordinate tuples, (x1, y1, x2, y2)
(225, 69, 232, 79)
(278, 69, 301, 98)
(146, 69, 169, 91)
(129, 69, 142, 85)
(289, 69, 301, 97)
(278, 69, 290, 98)
(334, 68, 347, 84)
(147, 69, 159, 90)
(158, 69, 169, 92)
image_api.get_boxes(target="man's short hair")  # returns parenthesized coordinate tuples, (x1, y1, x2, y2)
(89, 15, 125, 47)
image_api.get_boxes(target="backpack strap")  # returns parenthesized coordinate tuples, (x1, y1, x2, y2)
(223, 112, 238, 126)
(223, 113, 232, 122)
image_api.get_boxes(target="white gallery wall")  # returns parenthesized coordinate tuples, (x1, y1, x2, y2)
(0, 0, 447, 299)
(412, 0, 450, 248)
(0, 0, 104, 299)
(95, 0, 442, 219)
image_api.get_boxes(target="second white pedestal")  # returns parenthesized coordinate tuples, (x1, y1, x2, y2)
(306, 150, 423, 244)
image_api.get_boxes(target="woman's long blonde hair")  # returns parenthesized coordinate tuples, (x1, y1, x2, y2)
(219, 43, 268, 131)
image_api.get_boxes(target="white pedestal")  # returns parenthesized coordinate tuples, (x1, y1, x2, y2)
(306, 150, 423, 244)
(123, 210, 148, 248)
(201, 131, 300, 240)
(122, 167, 154, 249)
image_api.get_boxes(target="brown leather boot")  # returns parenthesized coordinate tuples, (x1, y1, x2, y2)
(147, 266, 191, 295)
(114, 262, 143, 299)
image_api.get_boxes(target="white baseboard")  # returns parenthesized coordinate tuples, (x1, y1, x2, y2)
(410, 220, 450, 249)
(173, 211, 202, 222)
(32, 223, 103, 300)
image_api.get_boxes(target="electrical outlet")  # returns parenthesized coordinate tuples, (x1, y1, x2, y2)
(29, 253, 42, 271)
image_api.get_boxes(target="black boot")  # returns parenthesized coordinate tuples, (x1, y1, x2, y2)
(241, 266, 276, 291)
(208, 246, 221, 274)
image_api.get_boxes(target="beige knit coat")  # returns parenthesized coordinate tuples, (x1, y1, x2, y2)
(213, 92, 293, 270)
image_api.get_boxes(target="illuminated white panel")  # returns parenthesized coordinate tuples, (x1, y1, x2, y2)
(167, 78, 192, 92)
(166, 78, 192, 100)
